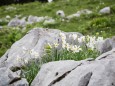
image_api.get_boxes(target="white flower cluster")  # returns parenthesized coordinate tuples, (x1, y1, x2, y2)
(59, 32, 82, 53)
(22, 47, 39, 58)
(17, 47, 40, 64)
(46, 33, 104, 53)
(16, 55, 29, 64)
(86, 35, 104, 50)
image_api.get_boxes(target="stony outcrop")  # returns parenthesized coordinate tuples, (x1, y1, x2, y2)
(0, 67, 28, 86)
(0, 28, 115, 86)
(96, 36, 115, 53)
(0, 28, 82, 69)
(31, 48, 115, 86)
(0, 28, 82, 86)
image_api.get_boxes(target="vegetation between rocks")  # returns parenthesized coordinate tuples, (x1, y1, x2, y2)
(0, 0, 115, 85)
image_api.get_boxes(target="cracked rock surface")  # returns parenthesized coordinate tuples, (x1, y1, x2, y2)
(31, 48, 115, 86)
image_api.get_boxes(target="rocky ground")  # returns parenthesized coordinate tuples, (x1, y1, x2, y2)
(0, 0, 115, 86)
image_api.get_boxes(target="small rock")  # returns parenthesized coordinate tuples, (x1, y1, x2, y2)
(20, 17, 27, 27)
(67, 13, 80, 19)
(67, 9, 92, 19)
(8, 17, 26, 27)
(99, 7, 110, 14)
(8, 17, 20, 27)
(27, 15, 45, 24)
(77, 9, 92, 15)
(56, 10, 65, 18)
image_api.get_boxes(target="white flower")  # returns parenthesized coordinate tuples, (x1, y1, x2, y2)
(60, 32, 67, 49)
(60, 33, 66, 43)
(65, 43, 70, 51)
(62, 41, 66, 49)
(78, 36, 85, 43)
(61, 38, 66, 49)
(86, 36, 96, 50)
(97, 37, 104, 42)
(34, 52, 39, 58)
(24, 58, 29, 64)
(70, 45, 82, 53)
(89, 36, 96, 44)
(54, 43, 59, 48)
(30, 49, 39, 58)
(86, 42, 95, 50)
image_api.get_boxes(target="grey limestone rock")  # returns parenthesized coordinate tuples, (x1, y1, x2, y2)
(99, 7, 111, 14)
(96, 36, 115, 54)
(27, 15, 45, 24)
(0, 67, 21, 86)
(0, 28, 82, 69)
(8, 17, 26, 27)
(31, 48, 115, 86)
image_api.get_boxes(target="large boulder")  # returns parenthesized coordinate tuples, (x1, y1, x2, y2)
(0, 28, 82, 69)
(31, 48, 115, 86)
